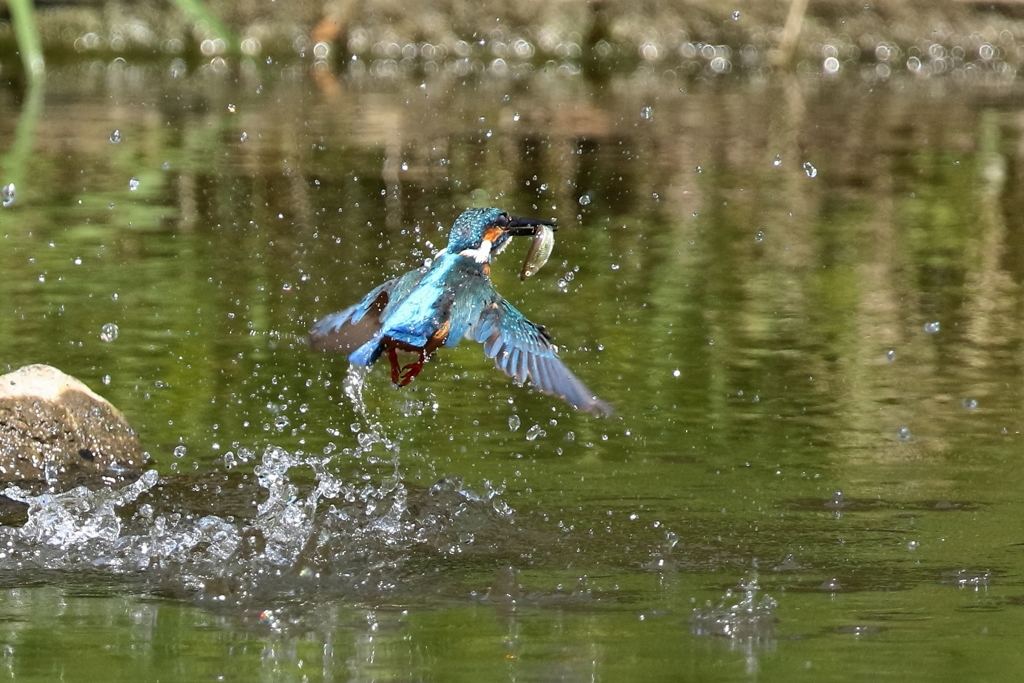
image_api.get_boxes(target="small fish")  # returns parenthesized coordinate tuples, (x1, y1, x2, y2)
(520, 223, 555, 280)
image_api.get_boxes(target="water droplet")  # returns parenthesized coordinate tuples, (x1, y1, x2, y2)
(962, 398, 978, 410)
(639, 106, 653, 120)
(128, 177, 140, 191)
(525, 424, 546, 441)
(578, 194, 591, 206)
(273, 415, 290, 431)
(512, 112, 521, 122)
(109, 129, 121, 143)
(896, 426, 912, 441)
(694, 165, 702, 174)
(400, 162, 409, 171)
(731, 10, 741, 19)
(99, 323, 119, 342)
(227, 103, 236, 113)
(672, 369, 681, 377)
(773, 155, 782, 167)
(173, 445, 187, 458)
(111, 292, 119, 301)
(240, 132, 248, 142)
(923, 321, 940, 334)
(906, 540, 920, 551)
(803, 161, 818, 178)
(819, 577, 842, 591)
(754, 231, 764, 243)
(1, 183, 15, 207)
(73, 257, 82, 265)
(102, 374, 111, 385)
(885, 349, 896, 362)
(508, 415, 521, 431)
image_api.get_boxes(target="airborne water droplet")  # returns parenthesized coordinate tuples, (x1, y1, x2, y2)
(923, 321, 940, 334)
(886, 349, 896, 362)
(508, 415, 521, 431)
(109, 129, 121, 143)
(1, 183, 15, 207)
(773, 155, 782, 167)
(803, 161, 818, 178)
(640, 106, 653, 120)
(754, 231, 764, 243)
(240, 132, 248, 142)
(173, 445, 187, 458)
(896, 426, 912, 441)
(525, 424, 546, 441)
(99, 323, 119, 342)
(128, 177, 140, 191)
(732, 10, 741, 19)
(0, 181, 15, 205)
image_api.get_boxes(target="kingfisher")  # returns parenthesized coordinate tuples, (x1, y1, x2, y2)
(309, 207, 612, 416)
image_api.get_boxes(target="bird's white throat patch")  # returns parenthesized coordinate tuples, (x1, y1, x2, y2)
(458, 239, 493, 264)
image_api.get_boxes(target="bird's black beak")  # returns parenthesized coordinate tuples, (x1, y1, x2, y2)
(506, 216, 557, 236)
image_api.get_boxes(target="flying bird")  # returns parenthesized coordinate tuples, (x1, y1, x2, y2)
(309, 208, 612, 416)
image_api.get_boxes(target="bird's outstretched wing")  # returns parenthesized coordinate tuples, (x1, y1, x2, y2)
(462, 293, 614, 417)
(309, 269, 425, 354)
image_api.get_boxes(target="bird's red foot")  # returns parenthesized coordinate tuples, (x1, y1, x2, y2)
(387, 346, 402, 385)
(387, 345, 426, 386)
(397, 355, 425, 386)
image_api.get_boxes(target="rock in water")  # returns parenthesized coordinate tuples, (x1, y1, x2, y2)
(0, 364, 147, 484)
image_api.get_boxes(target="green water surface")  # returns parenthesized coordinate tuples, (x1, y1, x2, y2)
(2, 62, 1024, 682)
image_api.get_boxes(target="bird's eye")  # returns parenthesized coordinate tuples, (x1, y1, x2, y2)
(495, 213, 509, 228)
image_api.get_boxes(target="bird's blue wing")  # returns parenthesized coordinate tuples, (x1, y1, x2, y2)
(309, 268, 426, 355)
(465, 295, 613, 416)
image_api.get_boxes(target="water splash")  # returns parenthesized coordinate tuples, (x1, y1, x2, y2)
(0, 358, 528, 616)
(0, 441, 516, 605)
(691, 573, 776, 638)
(1, 470, 159, 557)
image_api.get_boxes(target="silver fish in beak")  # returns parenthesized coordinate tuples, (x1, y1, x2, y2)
(520, 223, 555, 280)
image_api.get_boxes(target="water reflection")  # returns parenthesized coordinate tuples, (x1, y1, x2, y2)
(3, 62, 1024, 680)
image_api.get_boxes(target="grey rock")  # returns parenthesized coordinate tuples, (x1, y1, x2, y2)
(0, 364, 147, 483)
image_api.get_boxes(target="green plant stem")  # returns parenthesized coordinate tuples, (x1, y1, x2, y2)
(170, 0, 234, 49)
(8, 0, 45, 82)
